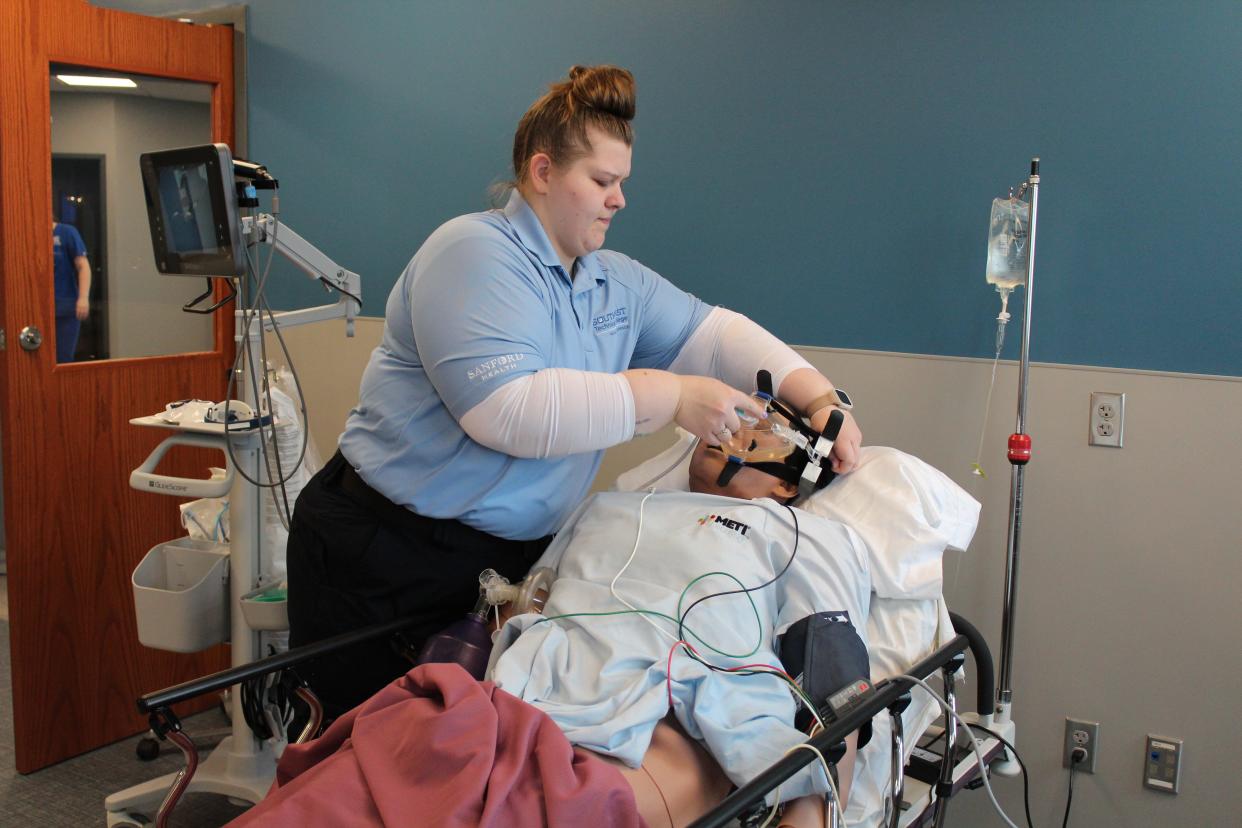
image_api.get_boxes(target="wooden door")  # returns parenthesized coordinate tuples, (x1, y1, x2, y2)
(0, 0, 236, 772)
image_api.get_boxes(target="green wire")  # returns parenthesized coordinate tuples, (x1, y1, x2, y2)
(676, 571, 764, 659)
(523, 523, 828, 728)
(534, 570, 764, 659)
(534, 606, 749, 658)
(532, 581, 826, 727)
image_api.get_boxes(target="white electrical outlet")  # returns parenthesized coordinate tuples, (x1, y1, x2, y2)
(1064, 718, 1100, 773)
(1089, 392, 1125, 448)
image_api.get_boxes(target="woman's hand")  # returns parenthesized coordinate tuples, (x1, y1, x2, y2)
(674, 375, 766, 446)
(809, 405, 862, 474)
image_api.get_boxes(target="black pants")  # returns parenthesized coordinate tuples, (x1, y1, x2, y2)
(287, 451, 551, 717)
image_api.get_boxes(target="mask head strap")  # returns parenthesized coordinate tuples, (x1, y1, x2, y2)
(709, 371, 847, 497)
(716, 457, 745, 487)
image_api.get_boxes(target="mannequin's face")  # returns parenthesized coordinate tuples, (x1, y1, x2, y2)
(688, 442, 798, 503)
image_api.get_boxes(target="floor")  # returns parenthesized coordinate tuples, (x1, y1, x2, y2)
(0, 572, 248, 826)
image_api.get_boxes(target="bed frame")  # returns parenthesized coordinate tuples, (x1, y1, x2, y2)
(115, 610, 1003, 828)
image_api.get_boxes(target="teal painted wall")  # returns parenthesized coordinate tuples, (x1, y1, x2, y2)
(98, 1, 1241, 376)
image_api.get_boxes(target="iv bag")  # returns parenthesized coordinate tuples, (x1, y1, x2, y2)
(985, 197, 1030, 291)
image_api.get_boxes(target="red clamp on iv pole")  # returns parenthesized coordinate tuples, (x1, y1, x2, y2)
(1007, 433, 1031, 465)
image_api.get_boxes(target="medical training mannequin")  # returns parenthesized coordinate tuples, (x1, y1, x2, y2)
(287, 63, 863, 717)
(605, 443, 853, 828)
(492, 441, 859, 828)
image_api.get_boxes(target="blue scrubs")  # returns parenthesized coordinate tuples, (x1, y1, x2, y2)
(339, 190, 710, 540)
(53, 222, 86, 362)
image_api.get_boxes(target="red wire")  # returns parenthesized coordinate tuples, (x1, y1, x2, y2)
(666, 640, 687, 709)
(716, 662, 798, 683)
(665, 639, 799, 710)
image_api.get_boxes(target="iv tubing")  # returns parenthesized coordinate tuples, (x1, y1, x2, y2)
(970, 290, 1011, 477)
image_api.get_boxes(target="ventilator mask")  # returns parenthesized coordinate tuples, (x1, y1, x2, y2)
(710, 371, 845, 499)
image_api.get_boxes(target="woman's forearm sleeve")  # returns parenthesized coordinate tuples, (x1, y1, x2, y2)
(459, 368, 636, 458)
(668, 306, 813, 394)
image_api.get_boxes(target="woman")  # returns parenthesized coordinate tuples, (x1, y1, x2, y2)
(288, 65, 862, 715)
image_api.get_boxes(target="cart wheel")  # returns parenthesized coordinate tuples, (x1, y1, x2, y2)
(107, 812, 150, 827)
(135, 736, 160, 761)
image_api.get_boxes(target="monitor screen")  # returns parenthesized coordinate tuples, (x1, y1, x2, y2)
(140, 143, 245, 277)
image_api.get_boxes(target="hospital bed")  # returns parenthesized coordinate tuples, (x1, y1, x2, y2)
(614, 436, 1009, 827)
(121, 442, 1015, 827)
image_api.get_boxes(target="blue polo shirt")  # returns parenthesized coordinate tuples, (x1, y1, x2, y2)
(339, 191, 710, 540)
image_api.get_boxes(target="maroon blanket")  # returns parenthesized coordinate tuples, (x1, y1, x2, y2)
(228, 663, 644, 827)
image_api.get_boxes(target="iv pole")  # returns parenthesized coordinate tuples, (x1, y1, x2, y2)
(991, 157, 1040, 771)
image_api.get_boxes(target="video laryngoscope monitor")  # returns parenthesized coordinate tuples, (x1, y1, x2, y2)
(139, 143, 248, 278)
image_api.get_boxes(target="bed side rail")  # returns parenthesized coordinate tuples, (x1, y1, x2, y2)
(947, 611, 994, 718)
(136, 615, 419, 714)
(690, 633, 971, 828)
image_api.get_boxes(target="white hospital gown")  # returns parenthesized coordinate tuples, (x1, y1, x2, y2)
(490, 490, 871, 803)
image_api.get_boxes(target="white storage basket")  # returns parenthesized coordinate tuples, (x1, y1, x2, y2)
(132, 538, 230, 653)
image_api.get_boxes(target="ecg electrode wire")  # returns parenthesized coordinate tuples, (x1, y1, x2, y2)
(800, 729, 847, 827)
(535, 599, 763, 661)
(610, 491, 682, 645)
(663, 638, 824, 731)
(758, 740, 846, 828)
(604, 492, 769, 659)
(549, 495, 821, 716)
(675, 503, 800, 645)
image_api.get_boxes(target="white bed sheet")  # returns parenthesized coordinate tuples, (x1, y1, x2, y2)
(614, 434, 980, 827)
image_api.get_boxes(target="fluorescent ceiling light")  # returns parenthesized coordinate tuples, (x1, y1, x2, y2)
(56, 74, 137, 88)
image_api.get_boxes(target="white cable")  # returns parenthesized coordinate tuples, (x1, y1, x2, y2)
(758, 741, 845, 828)
(758, 789, 781, 828)
(787, 741, 846, 827)
(633, 434, 700, 492)
(802, 701, 828, 735)
(897, 674, 1020, 828)
(609, 491, 681, 645)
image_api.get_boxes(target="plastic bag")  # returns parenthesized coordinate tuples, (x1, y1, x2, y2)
(259, 369, 322, 583)
(179, 468, 230, 541)
(985, 197, 1030, 291)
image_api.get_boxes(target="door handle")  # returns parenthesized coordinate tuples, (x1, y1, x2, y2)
(19, 325, 42, 351)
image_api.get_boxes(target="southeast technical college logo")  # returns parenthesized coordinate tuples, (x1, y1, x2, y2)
(592, 306, 629, 334)
(697, 513, 750, 538)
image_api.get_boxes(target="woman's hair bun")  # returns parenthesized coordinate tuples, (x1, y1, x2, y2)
(509, 64, 637, 189)
(567, 64, 636, 121)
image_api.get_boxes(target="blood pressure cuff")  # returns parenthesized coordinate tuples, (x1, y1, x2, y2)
(778, 611, 873, 748)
